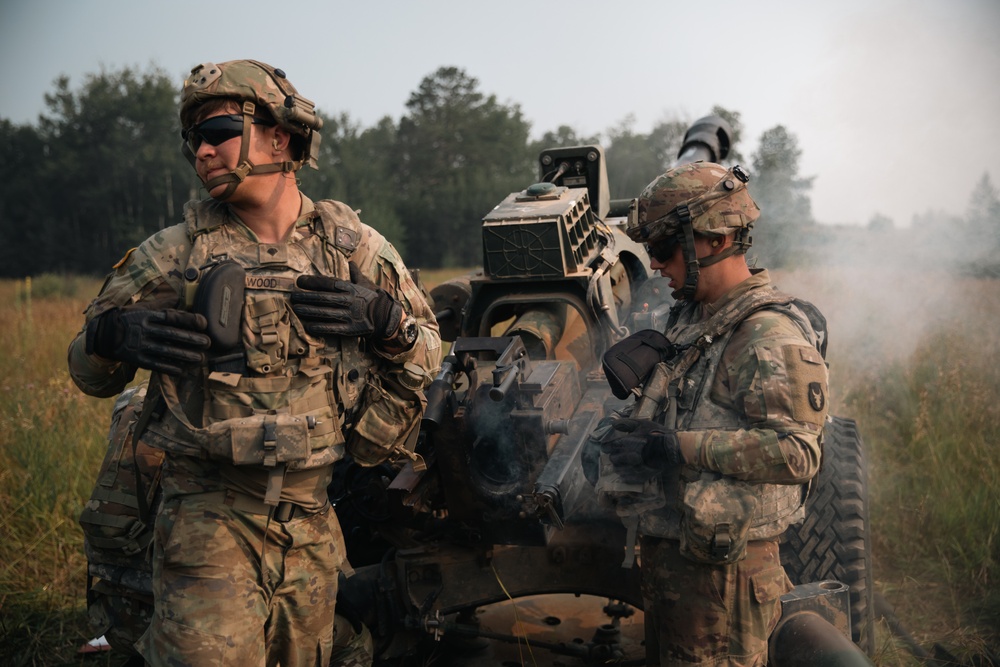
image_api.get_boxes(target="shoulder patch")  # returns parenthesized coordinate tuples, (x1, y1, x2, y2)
(782, 344, 829, 426)
(112, 247, 137, 270)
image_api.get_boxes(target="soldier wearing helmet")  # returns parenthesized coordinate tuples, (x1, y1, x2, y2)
(596, 161, 828, 665)
(68, 60, 441, 666)
(628, 161, 758, 302)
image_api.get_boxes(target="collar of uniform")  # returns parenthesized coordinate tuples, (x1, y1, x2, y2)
(278, 193, 317, 243)
(701, 269, 772, 319)
(295, 192, 316, 228)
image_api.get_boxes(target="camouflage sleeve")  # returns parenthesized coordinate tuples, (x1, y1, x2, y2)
(67, 226, 190, 397)
(344, 225, 442, 467)
(351, 233, 442, 376)
(677, 310, 828, 483)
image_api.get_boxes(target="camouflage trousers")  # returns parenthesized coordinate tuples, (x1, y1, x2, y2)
(330, 614, 374, 667)
(138, 490, 347, 666)
(639, 537, 792, 667)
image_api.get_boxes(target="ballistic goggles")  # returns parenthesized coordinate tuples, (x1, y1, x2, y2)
(645, 235, 681, 263)
(181, 114, 275, 153)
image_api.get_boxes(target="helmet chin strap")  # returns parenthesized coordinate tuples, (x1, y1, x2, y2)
(674, 212, 753, 301)
(201, 101, 304, 201)
(675, 206, 700, 301)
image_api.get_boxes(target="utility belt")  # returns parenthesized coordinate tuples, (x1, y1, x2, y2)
(196, 489, 329, 523)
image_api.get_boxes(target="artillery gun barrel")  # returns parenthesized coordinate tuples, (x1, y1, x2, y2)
(504, 304, 567, 361)
(608, 114, 735, 218)
(770, 611, 874, 667)
(672, 114, 733, 167)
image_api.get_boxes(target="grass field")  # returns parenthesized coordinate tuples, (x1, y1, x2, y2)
(0, 268, 997, 666)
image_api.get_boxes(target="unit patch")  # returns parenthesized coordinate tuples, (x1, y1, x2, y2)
(808, 382, 825, 411)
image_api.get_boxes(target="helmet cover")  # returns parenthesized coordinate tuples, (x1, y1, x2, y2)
(181, 60, 322, 168)
(627, 162, 759, 244)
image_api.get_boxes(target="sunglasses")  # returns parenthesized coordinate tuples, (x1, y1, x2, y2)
(182, 114, 275, 152)
(645, 236, 680, 263)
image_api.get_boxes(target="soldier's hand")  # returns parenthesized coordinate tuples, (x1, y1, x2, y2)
(86, 307, 210, 376)
(600, 418, 682, 472)
(292, 262, 402, 340)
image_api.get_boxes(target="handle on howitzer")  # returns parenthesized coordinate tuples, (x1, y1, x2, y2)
(423, 355, 459, 427)
(489, 363, 519, 402)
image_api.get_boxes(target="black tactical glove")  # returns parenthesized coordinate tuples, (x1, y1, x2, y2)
(85, 307, 211, 376)
(600, 418, 682, 482)
(292, 262, 403, 340)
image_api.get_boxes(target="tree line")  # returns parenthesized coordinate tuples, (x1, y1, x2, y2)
(3, 63, 994, 278)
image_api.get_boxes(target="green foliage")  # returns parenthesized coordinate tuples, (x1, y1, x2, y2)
(529, 125, 600, 153)
(604, 115, 688, 199)
(394, 66, 535, 268)
(749, 124, 814, 225)
(0, 65, 197, 278)
(603, 106, 745, 200)
(965, 172, 1000, 250)
(300, 113, 407, 253)
(747, 125, 815, 268)
(0, 60, 817, 276)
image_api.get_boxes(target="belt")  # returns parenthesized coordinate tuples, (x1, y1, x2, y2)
(197, 490, 325, 523)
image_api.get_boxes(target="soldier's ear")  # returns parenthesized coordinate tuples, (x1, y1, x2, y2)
(709, 234, 735, 253)
(270, 127, 291, 154)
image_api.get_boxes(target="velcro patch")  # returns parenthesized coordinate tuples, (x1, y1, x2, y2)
(784, 345, 828, 425)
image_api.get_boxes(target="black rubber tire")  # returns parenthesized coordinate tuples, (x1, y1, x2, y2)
(780, 415, 875, 655)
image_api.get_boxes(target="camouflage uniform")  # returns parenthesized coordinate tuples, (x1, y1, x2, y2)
(599, 162, 828, 666)
(69, 195, 440, 665)
(635, 270, 827, 666)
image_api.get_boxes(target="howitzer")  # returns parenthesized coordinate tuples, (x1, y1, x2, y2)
(333, 115, 877, 665)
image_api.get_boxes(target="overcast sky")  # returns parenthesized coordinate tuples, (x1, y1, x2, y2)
(1, 0, 998, 227)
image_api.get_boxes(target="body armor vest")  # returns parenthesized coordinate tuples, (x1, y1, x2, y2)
(636, 286, 824, 543)
(143, 199, 377, 475)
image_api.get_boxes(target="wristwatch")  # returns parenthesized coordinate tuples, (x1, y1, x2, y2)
(396, 315, 418, 348)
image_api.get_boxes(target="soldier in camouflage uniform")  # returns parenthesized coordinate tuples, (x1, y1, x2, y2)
(68, 59, 441, 666)
(594, 162, 828, 666)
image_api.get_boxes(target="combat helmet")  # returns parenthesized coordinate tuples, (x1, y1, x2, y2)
(180, 60, 323, 200)
(626, 161, 759, 299)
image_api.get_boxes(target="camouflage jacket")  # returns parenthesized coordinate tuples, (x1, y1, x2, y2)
(628, 271, 828, 544)
(69, 194, 442, 502)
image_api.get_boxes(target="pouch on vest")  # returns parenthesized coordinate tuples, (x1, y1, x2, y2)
(679, 474, 757, 565)
(348, 371, 422, 467)
(210, 412, 312, 466)
(78, 382, 159, 657)
(193, 259, 246, 374)
(602, 329, 676, 400)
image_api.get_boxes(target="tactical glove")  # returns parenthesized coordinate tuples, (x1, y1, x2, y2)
(86, 307, 211, 376)
(292, 262, 403, 341)
(600, 418, 682, 482)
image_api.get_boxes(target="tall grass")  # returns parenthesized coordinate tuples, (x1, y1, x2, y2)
(1, 270, 997, 664)
(0, 277, 121, 666)
(778, 268, 1000, 660)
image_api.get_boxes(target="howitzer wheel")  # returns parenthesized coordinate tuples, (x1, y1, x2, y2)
(780, 415, 875, 655)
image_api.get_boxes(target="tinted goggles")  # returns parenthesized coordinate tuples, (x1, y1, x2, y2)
(182, 114, 274, 152)
(645, 235, 681, 263)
